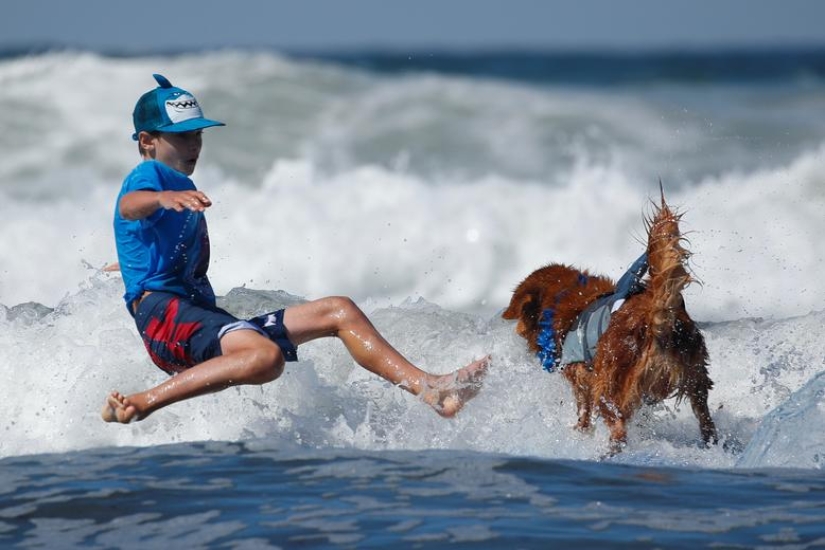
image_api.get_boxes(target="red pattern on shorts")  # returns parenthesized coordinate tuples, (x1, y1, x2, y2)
(143, 297, 201, 373)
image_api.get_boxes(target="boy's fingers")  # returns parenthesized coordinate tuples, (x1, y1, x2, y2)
(186, 192, 210, 208)
(161, 192, 210, 212)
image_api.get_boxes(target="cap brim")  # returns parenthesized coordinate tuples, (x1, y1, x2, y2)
(157, 118, 226, 133)
(131, 118, 225, 140)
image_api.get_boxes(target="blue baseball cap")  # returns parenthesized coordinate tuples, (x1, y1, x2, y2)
(132, 74, 225, 140)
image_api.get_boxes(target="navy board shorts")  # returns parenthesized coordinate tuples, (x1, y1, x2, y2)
(133, 292, 298, 375)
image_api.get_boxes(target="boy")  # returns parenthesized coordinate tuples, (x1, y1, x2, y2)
(102, 74, 488, 424)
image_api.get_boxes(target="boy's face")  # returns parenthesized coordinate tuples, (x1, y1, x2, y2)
(141, 130, 203, 176)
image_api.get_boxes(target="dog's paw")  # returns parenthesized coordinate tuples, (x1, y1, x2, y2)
(572, 422, 595, 435)
(598, 439, 627, 460)
(720, 435, 745, 455)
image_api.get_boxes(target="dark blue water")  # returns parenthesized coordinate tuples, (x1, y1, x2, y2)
(4, 46, 825, 86)
(3, 442, 825, 548)
(295, 47, 825, 86)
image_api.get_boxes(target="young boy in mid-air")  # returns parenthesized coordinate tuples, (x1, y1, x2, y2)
(102, 74, 488, 424)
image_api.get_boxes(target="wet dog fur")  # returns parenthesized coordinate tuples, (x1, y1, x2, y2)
(502, 191, 717, 454)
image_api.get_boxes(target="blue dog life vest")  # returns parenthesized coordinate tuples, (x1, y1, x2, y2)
(537, 253, 649, 372)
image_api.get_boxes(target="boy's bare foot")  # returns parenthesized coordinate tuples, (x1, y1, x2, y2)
(101, 391, 141, 424)
(422, 355, 490, 418)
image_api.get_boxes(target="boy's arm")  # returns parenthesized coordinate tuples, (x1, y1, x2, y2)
(119, 190, 212, 220)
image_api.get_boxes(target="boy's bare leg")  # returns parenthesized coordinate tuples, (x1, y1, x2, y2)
(103, 296, 489, 423)
(102, 330, 285, 423)
(283, 297, 489, 417)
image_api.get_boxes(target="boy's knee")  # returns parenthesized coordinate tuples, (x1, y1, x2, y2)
(324, 296, 363, 321)
(247, 343, 285, 383)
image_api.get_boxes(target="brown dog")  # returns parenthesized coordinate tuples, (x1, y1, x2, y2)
(502, 191, 717, 454)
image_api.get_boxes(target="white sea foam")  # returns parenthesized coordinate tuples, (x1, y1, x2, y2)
(3, 147, 824, 323)
(2, 276, 824, 471)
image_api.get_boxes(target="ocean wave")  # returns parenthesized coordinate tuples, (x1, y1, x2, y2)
(2, 143, 825, 322)
(3, 50, 825, 189)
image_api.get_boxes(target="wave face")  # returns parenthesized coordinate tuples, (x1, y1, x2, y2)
(2, 50, 825, 468)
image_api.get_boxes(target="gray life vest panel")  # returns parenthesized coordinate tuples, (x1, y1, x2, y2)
(559, 295, 626, 366)
(558, 252, 649, 368)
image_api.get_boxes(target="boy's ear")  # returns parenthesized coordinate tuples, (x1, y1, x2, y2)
(137, 131, 157, 156)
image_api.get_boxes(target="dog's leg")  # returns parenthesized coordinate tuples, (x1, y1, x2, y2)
(598, 398, 628, 453)
(563, 364, 594, 432)
(689, 390, 718, 446)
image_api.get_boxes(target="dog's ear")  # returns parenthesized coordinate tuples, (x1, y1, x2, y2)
(504, 288, 543, 334)
(501, 291, 523, 320)
(521, 290, 542, 327)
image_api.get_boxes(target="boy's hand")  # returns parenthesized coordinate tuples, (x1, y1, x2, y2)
(160, 190, 212, 213)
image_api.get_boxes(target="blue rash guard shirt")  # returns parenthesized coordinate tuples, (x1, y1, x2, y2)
(113, 160, 215, 315)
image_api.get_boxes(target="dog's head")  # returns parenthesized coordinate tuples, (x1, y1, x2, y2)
(502, 271, 554, 350)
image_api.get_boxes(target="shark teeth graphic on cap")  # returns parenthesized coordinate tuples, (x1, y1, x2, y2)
(165, 93, 203, 123)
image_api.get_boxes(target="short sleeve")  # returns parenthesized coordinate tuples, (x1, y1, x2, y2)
(121, 162, 165, 226)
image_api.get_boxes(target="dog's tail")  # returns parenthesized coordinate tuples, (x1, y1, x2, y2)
(646, 185, 693, 338)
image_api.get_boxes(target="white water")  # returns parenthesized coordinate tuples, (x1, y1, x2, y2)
(2, 277, 825, 471)
(2, 51, 824, 469)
